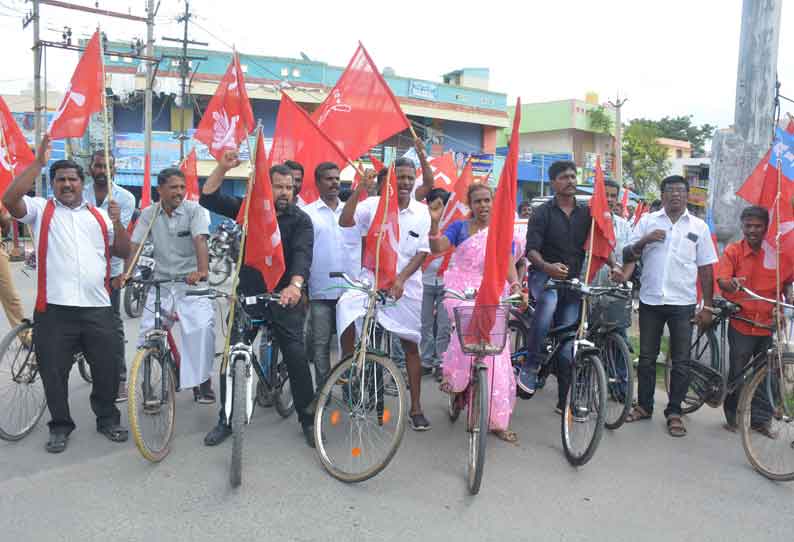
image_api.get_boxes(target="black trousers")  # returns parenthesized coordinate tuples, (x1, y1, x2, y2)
(725, 328, 772, 427)
(109, 278, 126, 382)
(637, 303, 695, 417)
(33, 304, 122, 434)
(217, 301, 315, 427)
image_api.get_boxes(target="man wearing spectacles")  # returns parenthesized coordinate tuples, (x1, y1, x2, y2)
(620, 175, 718, 437)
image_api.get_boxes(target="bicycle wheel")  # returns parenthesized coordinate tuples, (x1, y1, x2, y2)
(123, 283, 148, 318)
(601, 332, 633, 430)
(467, 364, 489, 495)
(230, 359, 248, 488)
(562, 353, 607, 466)
(128, 348, 176, 462)
(75, 352, 92, 384)
(314, 353, 407, 483)
(664, 324, 718, 414)
(208, 255, 231, 287)
(0, 322, 46, 441)
(508, 318, 528, 365)
(739, 353, 794, 481)
(272, 346, 294, 419)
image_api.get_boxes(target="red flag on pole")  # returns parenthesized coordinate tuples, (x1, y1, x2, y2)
(362, 165, 400, 289)
(427, 152, 458, 189)
(180, 148, 200, 201)
(585, 156, 616, 283)
(471, 99, 521, 338)
(194, 53, 255, 162)
(48, 31, 104, 140)
(619, 187, 630, 219)
(269, 91, 349, 204)
(140, 154, 152, 209)
(311, 43, 410, 166)
(0, 96, 35, 193)
(632, 201, 646, 226)
(352, 154, 386, 199)
(240, 131, 285, 290)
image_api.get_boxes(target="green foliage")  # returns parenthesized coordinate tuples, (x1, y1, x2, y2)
(588, 106, 614, 134)
(630, 115, 715, 157)
(622, 121, 670, 197)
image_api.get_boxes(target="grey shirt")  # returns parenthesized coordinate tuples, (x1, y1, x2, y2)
(131, 200, 210, 280)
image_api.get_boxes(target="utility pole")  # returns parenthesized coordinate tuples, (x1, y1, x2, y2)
(23, 0, 43, 195)
(144, 0, 155, 200)
(162, 0, 207, 161)
(608, 96, 627, 188)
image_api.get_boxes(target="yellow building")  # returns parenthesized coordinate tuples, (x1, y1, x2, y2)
(656, 137, 692, 160)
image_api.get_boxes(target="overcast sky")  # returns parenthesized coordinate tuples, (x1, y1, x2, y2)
(0, 0, 790, 129)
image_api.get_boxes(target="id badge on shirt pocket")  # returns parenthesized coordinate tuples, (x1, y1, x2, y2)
(402, 230, 420, 257)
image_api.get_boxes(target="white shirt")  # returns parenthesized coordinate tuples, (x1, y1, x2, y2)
(83, 181, 135, 277)
(346, 197, 431, 300)
(20, 195, 115, 307)
(303, 197, 346, 300)
(296, 195, 307, 208)
(630, 209, 718, 306)
(613, 214, 632, 266)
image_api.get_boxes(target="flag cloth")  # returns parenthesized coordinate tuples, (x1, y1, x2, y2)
(194, 53, 255, 162)
(427, 152, 458, 189)
(140, 154, 152, 208)
(471, 99, 521, 340)
(240, 131, 285, 290)
(270, 91, 349, 204)
(632, 201, 647, 226)
(585, 156, 616, 283)
(48, 31, 104, 140)
(620, 187, 630, 219)
(0, 96, 35, 193)
(362, 165, 399, 289)
(312, 42, 410, 167)
(180, 149, 200, 201)
(351, 154, 386, 200)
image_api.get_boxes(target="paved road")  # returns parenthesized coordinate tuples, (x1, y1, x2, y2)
(1, 262, 792, 542)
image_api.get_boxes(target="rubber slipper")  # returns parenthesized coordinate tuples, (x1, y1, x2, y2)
(45, 432, 68, 453)
(98, 425, 129, 443)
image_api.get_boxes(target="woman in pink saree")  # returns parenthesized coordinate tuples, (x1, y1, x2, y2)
(428, 184, 524, 443)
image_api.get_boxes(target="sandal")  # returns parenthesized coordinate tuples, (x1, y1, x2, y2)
(666, 415, 687, 437)
(45, 432, 69, 454)
(752, 423, 778, 439)
(492, 429, 519, 444)
(98, 424, 129, 443)
(624, 405, 651, 423)
(439, 381, 453, 394)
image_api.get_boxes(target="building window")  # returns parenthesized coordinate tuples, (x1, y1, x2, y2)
(676, 149, 683, 158)
(280, 67, 289, 77)
(292, 68, 301, 77)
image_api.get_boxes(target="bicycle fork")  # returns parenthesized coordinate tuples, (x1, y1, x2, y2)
(226, 347, 255, 425)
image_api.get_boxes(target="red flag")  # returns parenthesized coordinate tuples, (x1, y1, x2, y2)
(632, 201, 647, 226)
(48, 31, 104, 140)
(351, 154, 386, 199)
(471, 99, 521, 339)
(180, 149, 200, 201)
(140, 154, 152, 209)
(362, 165, 399, 289)
(427, 152, 458, 189)
(194, 53, 255, 162)
(312, 43, 410, 169)
(585, 156, 616, 283)
(368, 153, 385, 173)
(0, 97, 35, 194)
(270, 92, 349, 204)
(620, 187, 630, 219)
(239, 131, 285, 289)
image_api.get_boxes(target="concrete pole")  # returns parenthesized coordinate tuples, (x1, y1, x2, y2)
(143, 0, 154, 199)
(32, 0, 42, 196)
(608, 97, 627, 187)
(709, 0, 781, 243)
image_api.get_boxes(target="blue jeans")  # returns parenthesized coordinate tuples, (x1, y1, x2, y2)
(525, 270, 582, 407)
(420, 283, 450, 368)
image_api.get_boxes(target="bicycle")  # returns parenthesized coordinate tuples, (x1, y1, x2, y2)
(208, 220, 240, 287)
(123, 242, 155, 318)
(313, 272, 408, 483)
(444, 287, 518, 495)
(671, 286, 794, 481)
(509, 279, 609, 466)
(0, 322, 94, 441)
(126, 278, 185, 462)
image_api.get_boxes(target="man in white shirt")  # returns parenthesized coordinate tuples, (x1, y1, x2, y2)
(338, 158, 432, 431)
(2, 136, 131, 453)
(83, 150, 136, 402)
(303, 162, 345, 389)
(620, 175, 718, 437)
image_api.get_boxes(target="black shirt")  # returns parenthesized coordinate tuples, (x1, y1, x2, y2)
(199, 191, 314, 296)
(525, 197, 591, 279)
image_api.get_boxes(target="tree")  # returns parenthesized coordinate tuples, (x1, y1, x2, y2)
(631, 115, 715, 157)
(622, 121, 670, 196)
(588, 105, 614, 134)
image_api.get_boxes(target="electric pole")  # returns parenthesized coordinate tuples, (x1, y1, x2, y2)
(162, 0, 207, 161)
(608, 96, 627, 188)
(23, 0, 43, 195)
(144, 0, 155, 199)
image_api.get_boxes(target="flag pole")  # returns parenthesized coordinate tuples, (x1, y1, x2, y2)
(97, 29, 114, 200)
(220, 126, 260, 375)
(775, 156, 787, 342)
(578, 216, 596, 339)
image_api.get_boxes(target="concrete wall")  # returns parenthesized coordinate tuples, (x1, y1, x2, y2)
(519, 130, 573, 155)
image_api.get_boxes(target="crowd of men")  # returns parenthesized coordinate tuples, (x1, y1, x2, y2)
(2, 135, 791, 453)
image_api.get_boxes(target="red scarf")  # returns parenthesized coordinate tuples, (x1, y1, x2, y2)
(35, 199, 111, 312)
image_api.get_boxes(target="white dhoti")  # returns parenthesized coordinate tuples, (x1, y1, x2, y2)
(336, 273, 423, 346)
(137, 283, 215, 389)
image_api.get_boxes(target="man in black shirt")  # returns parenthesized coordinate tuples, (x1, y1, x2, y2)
(200, 150, 317, 448)
(519, 160, 618, 410)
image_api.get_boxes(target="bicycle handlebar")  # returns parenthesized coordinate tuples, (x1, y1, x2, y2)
(184, 289, 281, 306)
(443, 287, 524, 305)
(739, 286, 794, 311)
(544, 279, 631, 299)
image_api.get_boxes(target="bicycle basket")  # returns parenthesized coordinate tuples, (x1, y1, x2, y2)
(453, 305, 510, 356)
(588, 294, 631, 330)
(680, 360, 725, 408)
